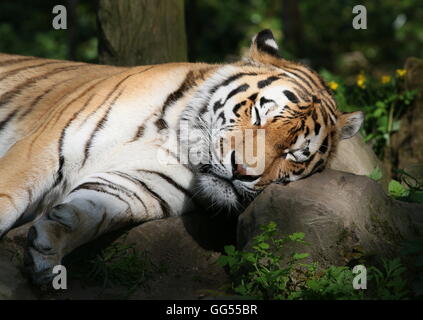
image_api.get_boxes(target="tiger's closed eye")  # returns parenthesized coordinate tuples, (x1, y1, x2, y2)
(281, 140, 311, 162)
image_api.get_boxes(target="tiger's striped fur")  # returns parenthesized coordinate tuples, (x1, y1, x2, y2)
(0, 30, 363, 284)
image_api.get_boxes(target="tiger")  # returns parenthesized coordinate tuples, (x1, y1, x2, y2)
(0, 29, 363, 284)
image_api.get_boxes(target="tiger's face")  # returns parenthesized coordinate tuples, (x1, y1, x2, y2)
(186, 30, 363, 210)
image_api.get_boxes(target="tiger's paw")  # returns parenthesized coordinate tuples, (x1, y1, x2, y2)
(24, 204, 79, 285)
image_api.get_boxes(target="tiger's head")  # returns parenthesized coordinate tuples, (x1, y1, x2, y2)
(183, 29, 364, 211)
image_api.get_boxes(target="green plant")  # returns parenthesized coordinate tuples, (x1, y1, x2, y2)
(218, 222, 413, 300)
(72, 241, 158, 298)
(368, 258, 410, 300)
(321, 69, 418, 159)
(368, 167, 383, 182)
(387, 169, 423, 203)
(297, 266, 363, 300)
(217, 221, 310, 299)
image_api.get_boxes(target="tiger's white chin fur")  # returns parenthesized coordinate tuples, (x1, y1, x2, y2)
(195, 173, 241, 211)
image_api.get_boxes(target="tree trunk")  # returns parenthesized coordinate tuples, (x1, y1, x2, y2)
(97, 0, 187, 66)
(282, 0, 304, 56)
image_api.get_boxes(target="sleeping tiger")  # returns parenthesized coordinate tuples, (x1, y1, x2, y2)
(0, 29, 363, 284)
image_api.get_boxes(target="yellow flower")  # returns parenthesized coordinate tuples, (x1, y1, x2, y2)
(380, 75, 391, 84)
(328, 81, 339, 91)
(396, 69, 407, 77)
(356, 72, 366, 88)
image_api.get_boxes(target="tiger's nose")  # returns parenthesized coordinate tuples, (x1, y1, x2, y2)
(231, 151, 260, 182)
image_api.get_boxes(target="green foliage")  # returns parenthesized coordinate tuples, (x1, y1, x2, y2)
(72, 241, 159, 298)
(387, 169, 423, 203)
(368, 167, 383, 182)
(368, 258, 410, 300)
(218, 222, 413, 300)
(217, 221, 309, 299)
(389, 180, 410, 199)
(297, 266, 363, 300)
(0, 1, 97, 62)
(321, 69, 418, 159)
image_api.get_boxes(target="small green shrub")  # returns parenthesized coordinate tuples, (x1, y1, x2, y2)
(71, 240, 158, 297)
(218, 222, 413, 300)
(367, 167, 423, 204)
(321, 69, 418, 159)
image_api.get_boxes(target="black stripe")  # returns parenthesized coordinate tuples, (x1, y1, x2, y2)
(248, 93, 258, 101)
(161, 70, 195, 114)
(209, 72, 257, 94)
(225, 83, 249, 101)
(293, 168, 305, 176)
(95, 177, 147, 211)
(54, 156, 65, 188)
(131, 125, 145, 142)
(314, 122, 321, 136)
(110, 171, 172, 218)
(284, 78, 312, 97)
(0, 64, 84, 109)
(82, 89, 124, 166)
(0, 109, 18, 134)
(0, 61, 64, 83)
(310, 158, 325, 174)
(254, 107, 261, 126)
(283, 90, 299, 103)
(232, 101, 246, 117)
(55, 80, 106, 187)
(18, 86, 55, 119)
(213, 100, 223, 113)
(284, 69, 314, 91)
(80, 69, 150, 166)
(138, 170, 194, 198)
(259, 96, 274, 107)
(284, 66, 319, 89)
(257, 75, 280, 88)
(155, 118, 168, 130)
(319, 136, 329, 154)
(71, 182, 130, 207)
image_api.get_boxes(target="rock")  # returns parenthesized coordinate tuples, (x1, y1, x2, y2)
(237, 169, 423, 268)
(328, 134, 389, 189)
(391, 57, 423, 168)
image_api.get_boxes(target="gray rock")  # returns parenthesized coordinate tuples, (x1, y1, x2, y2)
(329, 134, 389, 189)
(237, 169, 423, 268)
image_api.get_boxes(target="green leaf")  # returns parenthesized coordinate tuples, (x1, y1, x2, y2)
(292, 253, 310, 260)
(388, 180, 410, 198)
(288, 232, 305, 242)
(258, 242, 270, 249)
(224, 245, 236, 255)
(368, 167, 383, 181)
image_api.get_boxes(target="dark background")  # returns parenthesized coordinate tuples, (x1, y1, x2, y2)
(0, 0, 422, 75)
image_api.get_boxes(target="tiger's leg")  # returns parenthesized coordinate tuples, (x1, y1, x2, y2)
(25, 171, 168, 285)
(0, 140, 59, 238)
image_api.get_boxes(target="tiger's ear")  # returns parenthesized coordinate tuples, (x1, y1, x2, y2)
(337, 111, 364, 140)
(247, 29, 281, 63)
